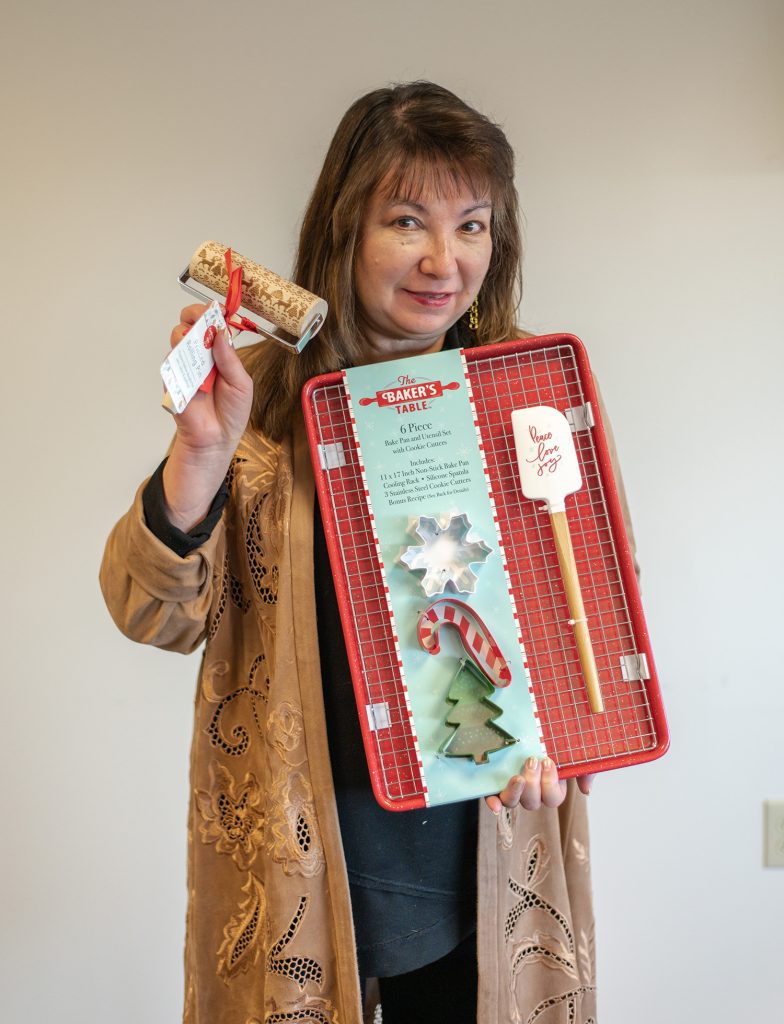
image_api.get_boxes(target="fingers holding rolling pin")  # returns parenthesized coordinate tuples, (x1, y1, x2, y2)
(162, 305, 253, 533)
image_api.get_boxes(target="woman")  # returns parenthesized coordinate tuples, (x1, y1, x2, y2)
(101, 82, 600, 1024)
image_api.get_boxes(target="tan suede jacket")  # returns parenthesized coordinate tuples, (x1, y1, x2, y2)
(100, 399, 632, 1023)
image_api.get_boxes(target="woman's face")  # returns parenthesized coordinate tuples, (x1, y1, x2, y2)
(353, 181, 492, 362)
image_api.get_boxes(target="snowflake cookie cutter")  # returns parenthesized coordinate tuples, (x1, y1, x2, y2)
(399, 513, 492, 598)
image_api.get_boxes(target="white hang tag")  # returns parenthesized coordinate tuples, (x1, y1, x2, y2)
(160, 301, 229, 414)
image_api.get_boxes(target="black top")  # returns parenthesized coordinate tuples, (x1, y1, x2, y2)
(143, 322, 479, 977)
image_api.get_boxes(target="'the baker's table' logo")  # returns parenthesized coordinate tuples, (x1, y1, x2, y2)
(358, 373, 461, 414)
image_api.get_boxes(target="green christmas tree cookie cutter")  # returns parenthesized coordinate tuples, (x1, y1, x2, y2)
(439, 658, 517, 765)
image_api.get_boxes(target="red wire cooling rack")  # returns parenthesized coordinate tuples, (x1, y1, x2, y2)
(303, 335, 669, 810)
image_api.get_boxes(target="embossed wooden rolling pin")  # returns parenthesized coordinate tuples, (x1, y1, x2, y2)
(162, 242, 329, 414)
(180, 240, 328, 353)
(511, 405, 604, 714)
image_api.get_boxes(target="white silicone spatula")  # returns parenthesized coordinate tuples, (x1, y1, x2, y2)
(511, 406, 604, 714)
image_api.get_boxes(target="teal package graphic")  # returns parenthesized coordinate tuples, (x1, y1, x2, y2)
(344, 349, 545, 805)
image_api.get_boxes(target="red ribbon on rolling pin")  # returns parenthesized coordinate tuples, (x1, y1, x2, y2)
(198, 248, 264, 393)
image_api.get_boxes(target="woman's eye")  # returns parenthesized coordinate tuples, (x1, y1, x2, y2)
(394, 216, 420, 229)
(461, 220, 487, 234)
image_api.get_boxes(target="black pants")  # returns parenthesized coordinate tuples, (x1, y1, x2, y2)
(375, 930, 478, 1024)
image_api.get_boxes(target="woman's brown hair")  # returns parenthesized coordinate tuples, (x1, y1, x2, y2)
(246, 81, 523, 440)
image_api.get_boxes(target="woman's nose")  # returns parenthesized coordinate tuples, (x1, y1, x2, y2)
(419, 234, 457, 279)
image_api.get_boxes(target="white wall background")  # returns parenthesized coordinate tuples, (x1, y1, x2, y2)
(2, 1, 782, 1020)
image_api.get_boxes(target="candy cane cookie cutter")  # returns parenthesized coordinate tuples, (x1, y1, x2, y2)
(416, 597, 512, 689)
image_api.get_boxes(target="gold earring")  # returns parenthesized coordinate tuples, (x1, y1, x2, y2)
(468, 297, 479, 331)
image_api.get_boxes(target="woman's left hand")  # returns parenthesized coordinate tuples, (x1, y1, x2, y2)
(484, 757, 595, 813)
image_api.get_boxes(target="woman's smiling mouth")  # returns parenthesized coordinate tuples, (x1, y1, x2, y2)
(404, 290, 453, 307)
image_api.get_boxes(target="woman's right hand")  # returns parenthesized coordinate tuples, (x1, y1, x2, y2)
(161, 304, 254, 532)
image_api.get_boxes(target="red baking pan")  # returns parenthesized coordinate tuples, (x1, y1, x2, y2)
(302, 334, 669, 810)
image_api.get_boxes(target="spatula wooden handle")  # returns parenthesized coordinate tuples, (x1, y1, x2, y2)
(550, 510, 604, 714)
